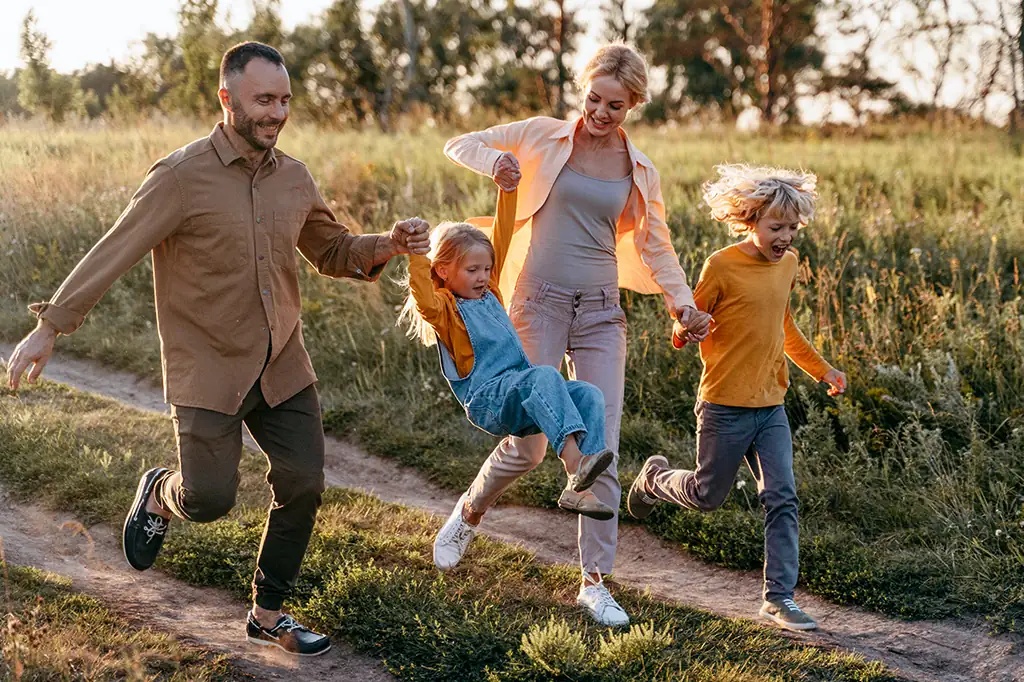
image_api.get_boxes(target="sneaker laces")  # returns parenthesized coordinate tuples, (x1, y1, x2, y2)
(143, 515, 168, 542)
(445, 520, 474, 548)
(780, 598, 799, 612)
(275, 615, 308, 633)
(588, 583, 621, 614)
(440, 510, 475, 547)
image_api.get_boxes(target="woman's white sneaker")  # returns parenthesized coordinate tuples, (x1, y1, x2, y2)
(433, 493, 477, 571)
(577, 576, 629, 627)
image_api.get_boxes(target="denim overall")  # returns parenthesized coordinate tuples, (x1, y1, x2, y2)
(437, 291, 607, 457)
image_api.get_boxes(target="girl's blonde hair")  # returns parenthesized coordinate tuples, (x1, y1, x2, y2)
(702, 164, 818, 235)
(577, 43, 651, 108)
(399, 221, 495, 346)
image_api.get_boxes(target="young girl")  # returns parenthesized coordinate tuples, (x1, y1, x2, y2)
(401, 189, 616, 571)
(626, 164, 847, 632)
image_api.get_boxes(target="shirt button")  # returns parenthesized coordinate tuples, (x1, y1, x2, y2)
(256, 217, 262, 223)
(258, 255, 265, 261)
(261, 327, 267, 332)
(263, 289, 269, 295)
(356, 268, 363, 275)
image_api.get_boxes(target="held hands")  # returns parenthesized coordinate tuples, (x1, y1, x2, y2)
(671, 306, 713, 349)
(823, 368, 848, 397)
(491, 152, 521, 192)
(6, 320, 58, 391)
(389, 217, 431, 256)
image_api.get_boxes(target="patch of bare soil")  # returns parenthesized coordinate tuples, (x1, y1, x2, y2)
(0, 487, 394, 681)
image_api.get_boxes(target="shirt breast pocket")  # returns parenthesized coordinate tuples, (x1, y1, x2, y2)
(178, 212, 248, 272)
(272, 211, 306, 270)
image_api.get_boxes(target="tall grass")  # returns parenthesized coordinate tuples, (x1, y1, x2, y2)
(0, 120, 1021, 631)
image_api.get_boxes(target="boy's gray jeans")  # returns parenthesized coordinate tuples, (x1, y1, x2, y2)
(643, 401, 799, 601)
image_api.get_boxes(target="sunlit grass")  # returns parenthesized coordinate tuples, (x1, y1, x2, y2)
(0, 120, 1021, 631)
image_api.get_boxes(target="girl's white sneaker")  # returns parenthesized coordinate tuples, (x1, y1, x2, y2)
(577, 575, 629, 627)
(433, 493, 477, 571)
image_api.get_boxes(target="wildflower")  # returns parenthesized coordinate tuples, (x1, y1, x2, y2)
(910, 248, 922, 257)
(996, 529, 1004, 538)
(736, 479, 747, 490)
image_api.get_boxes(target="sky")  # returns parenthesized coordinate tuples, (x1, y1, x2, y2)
(1, 0, 626, 74)
(1, 0, 1014, 124)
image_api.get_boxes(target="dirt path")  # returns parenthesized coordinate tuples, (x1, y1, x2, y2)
(2, 344, 1022, 682)
(0, 486, 395, 682)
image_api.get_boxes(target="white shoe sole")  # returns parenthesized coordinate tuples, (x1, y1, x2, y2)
(759, 608, 817, 631)
(246, 635, 332, 657)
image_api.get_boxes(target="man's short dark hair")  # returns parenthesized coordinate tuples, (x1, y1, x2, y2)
(220, 42, 285, 86)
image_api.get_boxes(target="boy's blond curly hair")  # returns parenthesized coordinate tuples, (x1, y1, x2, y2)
(702, 164, 818, 235)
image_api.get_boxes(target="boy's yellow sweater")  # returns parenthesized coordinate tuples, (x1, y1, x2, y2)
(408, 190, 516, 378)
(694, 244, 832, 408)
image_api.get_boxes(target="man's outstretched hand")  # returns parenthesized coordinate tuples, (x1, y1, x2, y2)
(6, 320, 58, 391)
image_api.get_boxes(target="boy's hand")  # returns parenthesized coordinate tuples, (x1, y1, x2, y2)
(671, 319, 688, 348)
(675, 306, 712, 343)
(823, 368, 847, 396)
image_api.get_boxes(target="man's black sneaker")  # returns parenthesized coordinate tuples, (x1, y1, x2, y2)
(123, 467, 171, 571)
(246, 611, 332, 656)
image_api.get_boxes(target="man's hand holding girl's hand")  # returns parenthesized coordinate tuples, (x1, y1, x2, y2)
(390, 217, 431, 256)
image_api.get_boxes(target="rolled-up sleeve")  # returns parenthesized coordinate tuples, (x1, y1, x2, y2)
(29, 163, 183, 334)
(297, 178, 391, 281)
(443, 118, 537, 178)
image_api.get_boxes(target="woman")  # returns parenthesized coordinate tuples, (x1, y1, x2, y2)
(432, 43, 711, 626)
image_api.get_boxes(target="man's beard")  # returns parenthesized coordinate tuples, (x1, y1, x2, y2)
(231, 105, 284, 151)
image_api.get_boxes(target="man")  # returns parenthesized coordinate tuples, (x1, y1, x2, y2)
(5, 42, 429, 656)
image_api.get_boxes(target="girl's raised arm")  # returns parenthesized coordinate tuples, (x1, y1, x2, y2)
(408, 254, 445, 323)
(490, 189, 517, 289)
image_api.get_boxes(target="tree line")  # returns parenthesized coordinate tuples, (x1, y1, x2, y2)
(3, 0, 1023, 130)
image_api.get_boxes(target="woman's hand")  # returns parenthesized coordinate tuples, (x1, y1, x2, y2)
(822, 368, 847, 396)
(492, 152, 521, 192)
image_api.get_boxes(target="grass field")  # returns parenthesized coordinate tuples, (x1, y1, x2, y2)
(0, 378, 901, 681)
(0, 120, 1021, 634)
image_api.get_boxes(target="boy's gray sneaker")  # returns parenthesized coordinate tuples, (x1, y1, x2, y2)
(759, 598, 818, 631)
(626, 455, 668, 520)
(567, 448, 614, 493)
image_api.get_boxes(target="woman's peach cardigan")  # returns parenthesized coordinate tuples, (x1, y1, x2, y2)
(444, 115, 696, 315)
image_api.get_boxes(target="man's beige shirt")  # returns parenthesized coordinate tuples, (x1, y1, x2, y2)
(31, 123, 390, 414)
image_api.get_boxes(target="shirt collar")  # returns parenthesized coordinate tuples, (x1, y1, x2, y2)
(549, 116, 653, 169)
(210, 122, 278, 169)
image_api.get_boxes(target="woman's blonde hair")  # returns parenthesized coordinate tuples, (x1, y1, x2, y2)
(702, 164, 818, 235)
(577, 43, 651, 107)
(398, 221, 495, 346)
